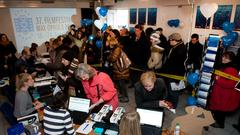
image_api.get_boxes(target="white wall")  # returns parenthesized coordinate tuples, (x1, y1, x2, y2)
(112, 0, 240, 44)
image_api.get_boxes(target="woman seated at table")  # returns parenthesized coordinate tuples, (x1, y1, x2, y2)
(134, 71, 172, 109)
(75, 63, 119, 111)
(43, 91, 74, 135)
(119, 111, 142, 135)
(14, 73, 43, 118)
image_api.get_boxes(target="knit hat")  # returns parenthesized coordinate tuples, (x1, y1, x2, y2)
(169, 33, 182, 41)
(62, 51, 76, 62)
(150, 31, 161, 44)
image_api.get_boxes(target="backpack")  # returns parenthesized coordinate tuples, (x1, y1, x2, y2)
(116, 50, 131, 72)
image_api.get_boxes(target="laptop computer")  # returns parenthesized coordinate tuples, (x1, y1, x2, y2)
(68, 97, 90, 125)
(137, 108, 163, 135)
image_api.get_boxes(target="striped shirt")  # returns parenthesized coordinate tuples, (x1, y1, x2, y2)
(43, 106, 74, 135)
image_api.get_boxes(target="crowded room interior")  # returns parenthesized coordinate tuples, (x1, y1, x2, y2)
(0, 0, 240, 135)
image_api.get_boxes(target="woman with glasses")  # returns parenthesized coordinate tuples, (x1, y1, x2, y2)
(207, 51, 240, 128)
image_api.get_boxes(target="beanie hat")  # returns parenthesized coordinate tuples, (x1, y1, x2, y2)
(62, 51, 76, 62)
(169, 33, 182, 41)
(150, 31, 161, 44)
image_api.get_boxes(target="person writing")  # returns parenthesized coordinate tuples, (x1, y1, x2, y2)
(135, 71, 172, 109)
(14, 73, 43, 118)
(75, 63, 119, 111)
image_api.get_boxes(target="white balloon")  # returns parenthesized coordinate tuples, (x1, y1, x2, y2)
(200, 3, 218, 19)
(95, 7, 101, 17)
(94, 19, 104, 30)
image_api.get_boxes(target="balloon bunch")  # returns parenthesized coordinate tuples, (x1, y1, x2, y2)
(81, 19, 93, 27)
(221, 22, 238, 48)
(94, 7, 108, 32)
(167, 19, 184, 28)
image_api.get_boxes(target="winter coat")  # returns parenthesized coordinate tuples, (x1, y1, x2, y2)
(209, 66, 240, 112)
(81, 70, 119, 110)
(130, 32, 150, 69)
(161, 42, 187, 82)
(185, 41, 204, 70)
(148, 45, 164, 70)
(108, 45, 130, 80)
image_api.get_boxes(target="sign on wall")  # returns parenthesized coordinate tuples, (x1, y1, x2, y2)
(10, 8, 76, 52)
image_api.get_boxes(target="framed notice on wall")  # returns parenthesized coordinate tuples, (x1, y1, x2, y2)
(130, 8, 137, 24)
(147, 8, 157, 26)
(195, 6, 210, 29)
(234, 5, 240, 31)
(138, 8, 146, 25)
(212, 5, 233, 30)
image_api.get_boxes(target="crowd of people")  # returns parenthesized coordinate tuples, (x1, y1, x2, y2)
(0, 22, 240, 134)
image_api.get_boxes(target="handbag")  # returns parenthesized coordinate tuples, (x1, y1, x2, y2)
(116, 50, 131, 72)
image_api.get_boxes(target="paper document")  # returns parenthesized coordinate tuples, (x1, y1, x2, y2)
(68, 97, 90, 113)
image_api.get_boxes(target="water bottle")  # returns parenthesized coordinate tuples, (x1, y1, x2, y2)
(174, 123, 180, 135)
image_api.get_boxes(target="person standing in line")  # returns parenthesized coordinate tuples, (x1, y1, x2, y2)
(185, 33, 204, 72)
(161, 33, 187, 109)
(208, 51, 240, 128)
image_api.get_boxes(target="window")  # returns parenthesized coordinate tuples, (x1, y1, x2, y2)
(195, 6, 210, 29)
(147, 8, 157, 26)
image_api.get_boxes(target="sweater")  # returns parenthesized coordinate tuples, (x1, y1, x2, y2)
(43, 106, 74, 135)
(14, 90, 35, 118)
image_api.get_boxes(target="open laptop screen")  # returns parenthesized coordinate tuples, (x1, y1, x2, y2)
(137, 108, 163, 128)
(68, 97, 90, 113)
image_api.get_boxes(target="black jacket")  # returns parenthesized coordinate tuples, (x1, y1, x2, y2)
(161, 42, 187, 79)
(134, 78, 167, 109)
(186, 41, 204, 70)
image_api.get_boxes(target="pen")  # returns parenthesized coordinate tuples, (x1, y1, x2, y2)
(83, 124, 89, 131)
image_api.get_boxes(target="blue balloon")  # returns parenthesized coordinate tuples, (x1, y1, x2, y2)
(88, 35, 94, 41)
(228, 32, 238, 42)
(101, 23, 108, 32)
(187, 72, 199, 86)
(167, 19, 180, 27)
(95, 40, 102, 49)
(222, 22, 234, 33)
(187, 96, 197, 106)
(99, 7, 108, 17)
(222, 35, 234, 48)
